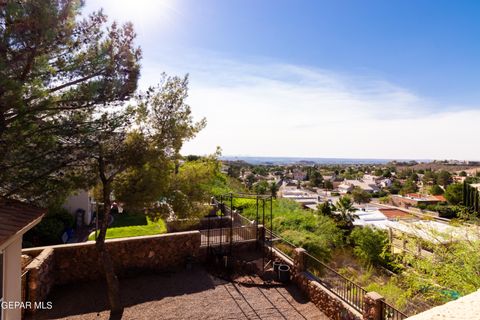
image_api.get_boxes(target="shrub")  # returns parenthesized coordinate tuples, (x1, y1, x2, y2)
(379, 195, 391, 204)
(33, 218, 65, 245)
(349, 226, 389, 266)
(365, 279, 409, 310)
(430, 185, 444, 196)
(47, 207, 74, 229)
(23, 206, 73, 247)
(371, 190, 388, 198)
(241, 198, 343, 261)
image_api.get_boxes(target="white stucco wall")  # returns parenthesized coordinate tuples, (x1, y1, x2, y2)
(63, 190, 92, 225)
(1, 237, 22, 320)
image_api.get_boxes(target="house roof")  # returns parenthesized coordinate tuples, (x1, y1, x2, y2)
(0, 198, 45, 248)
(433, 195, 447, 202)
(379, 208, 414, 220)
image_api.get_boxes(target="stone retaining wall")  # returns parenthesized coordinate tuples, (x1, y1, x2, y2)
(21, 229, 389, 319)
(22, 230, 201, 286)
(24, 248, 55, 311)
(271, 247, 362, 320)
(294, 272, 362, 320)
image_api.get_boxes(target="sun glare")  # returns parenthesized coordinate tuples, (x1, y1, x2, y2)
(100, 0, 178, 30)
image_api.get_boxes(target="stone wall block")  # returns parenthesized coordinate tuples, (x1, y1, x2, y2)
(363, 292, 384, 320)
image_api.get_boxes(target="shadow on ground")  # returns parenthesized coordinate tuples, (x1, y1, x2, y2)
(28, 268, 218, 320)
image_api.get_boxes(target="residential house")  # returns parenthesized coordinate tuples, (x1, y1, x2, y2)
(379, 178, 392, 188)
(390, 193, 445, 208)
(63, 190, 94, 226)
(338, 183, 354, 194)
(339, 179, 380, 194)
(0, 199, 45, 320)
(292, 170, 307, 181)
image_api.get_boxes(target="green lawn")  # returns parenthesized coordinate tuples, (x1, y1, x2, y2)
(88, 215, 167, 240)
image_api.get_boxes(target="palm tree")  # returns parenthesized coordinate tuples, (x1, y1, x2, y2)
(270, 182, 279, 198)
(335, 196, 357, 227)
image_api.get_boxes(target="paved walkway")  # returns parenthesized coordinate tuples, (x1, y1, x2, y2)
(31, 267, 329, 320)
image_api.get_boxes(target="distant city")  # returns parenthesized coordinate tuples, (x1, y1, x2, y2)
(220, 156, 478, 166)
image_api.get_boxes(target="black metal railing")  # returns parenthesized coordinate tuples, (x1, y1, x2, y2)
(200, 226, 257, 247)
(232, 211, 255, 227)
(305, 252, 367, 313)
(209, 202, 407, 319)
(381, 300, 408, 320)
(265, 229, 296, 260)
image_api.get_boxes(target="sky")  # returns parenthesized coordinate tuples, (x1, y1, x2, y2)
(83, 0, 480, 160)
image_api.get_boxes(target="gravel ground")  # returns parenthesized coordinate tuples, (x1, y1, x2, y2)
(29, 267, 329, 320)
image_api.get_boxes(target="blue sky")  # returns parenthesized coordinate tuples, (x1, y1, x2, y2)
(84, 0, 480, 160)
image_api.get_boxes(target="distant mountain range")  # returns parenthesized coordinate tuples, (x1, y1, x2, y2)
(220, 156, 429, 165)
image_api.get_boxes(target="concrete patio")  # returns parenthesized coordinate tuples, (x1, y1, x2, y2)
(29, 267, 329, 320)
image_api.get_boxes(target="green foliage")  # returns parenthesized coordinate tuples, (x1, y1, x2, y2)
(430, 184, 444, 195)
(436, 170, 453, 187)
(379, 195, 391, 204)
(269, 182, 279, 198)
(400, 178, 418, 195)
(24, 206, 73, 246)
(462, 181, 480, 213)
(32, 219, 65, 245)
(240, 198, 343, 260)
(388, 180, 402, 194)
(317, 202, 333, 216)
(113, 161, 173, 210)
(349, 226, 389, 266)
(422, 170, 436, 185)
(309, 170, 324, 187)
(351, 187, 372, 204)
(109, 213, 147, 228)
(444, 183, 463, 205)
(47, 207, 74, 229)
(253, 180, 269, 195)
(0, 0, 141, 203)
(324, 180, 334, 190)
(403, 238, 480, 303)
(245, 173, 256, 189)
(252, 166, 268, 176)
(417, 203, 462, 219)
(365, 279, 409, 311)
(335, 196, 357, 226)
(371, 190, 388, 198)
(88, 218, 166, 240)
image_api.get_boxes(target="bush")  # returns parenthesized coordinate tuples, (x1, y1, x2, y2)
(32, 218, 65, 245)
(349, 226, 389, 266)
(418, 203, 460, 219)
(430, 185, 444, 196)
(47, 207, 74, 229)
(371, 190, 388, 198)
(23, 206, 74, 247)
(240, 198, 343, 261)
(365, 279, 409, 311)
(379, 195, 391, 204)
(444, 183, 463, 205)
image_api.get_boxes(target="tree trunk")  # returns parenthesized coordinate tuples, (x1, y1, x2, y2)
(96, 170, 123, 316)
